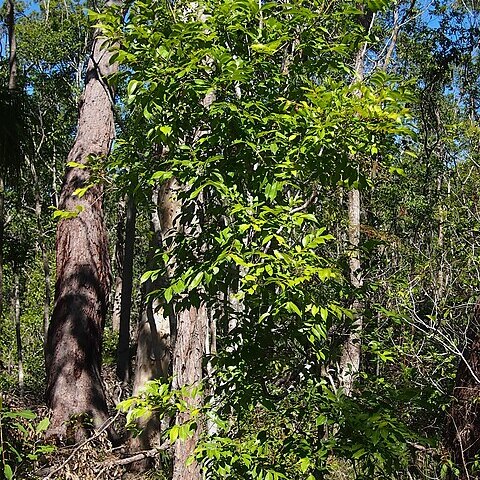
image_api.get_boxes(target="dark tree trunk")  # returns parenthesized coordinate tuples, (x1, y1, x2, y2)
(116, 195, 136, 384)
(0, 177, 4, 324)
(446, 301, 480, 479)
(112, 197, 126, 334)
(45, 11, 118, 441)
(7, 0, 17, 92)
(0, 0, 17, 329)
(13, 267, 23, 394)
(29, 159, 51, 342)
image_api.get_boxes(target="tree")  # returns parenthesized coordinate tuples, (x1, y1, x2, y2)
(116, 194, 136, 384)
(0, 0, 18, 329)
(101, 0, 413, 477)
(45, 1, 120, 440)
(127, 186, 171, 471)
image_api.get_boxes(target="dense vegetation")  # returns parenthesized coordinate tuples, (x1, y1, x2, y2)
(1, 0, 480, 478)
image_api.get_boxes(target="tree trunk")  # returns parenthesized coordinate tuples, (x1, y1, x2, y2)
(45, 7, 119, 441)
(40, 238, 52, 343)
(170, 182, 207, 480)
(128, 185, 172, 472)
(13, 268, 23, 394)
(112, 198, 126, 334)
(172, 304, 207, 480)
(0, 0, 17, 329)
(116, 195, 136, 384)
(7, 0, 17, 92)
(131, 177, 207, 478)
(338, 32, 371, 394)
(29, 159, 52, 342)
(446, 301, 480, 479)
(0, 176, 4, 324)
(338, 186, 363, 396)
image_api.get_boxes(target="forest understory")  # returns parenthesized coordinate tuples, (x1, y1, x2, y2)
(2, 0, 480, 478)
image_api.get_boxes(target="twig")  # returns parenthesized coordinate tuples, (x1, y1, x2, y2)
(41, 411, 121, 479)
(406, 440, 436, 453)
(290, 187, 317, 214)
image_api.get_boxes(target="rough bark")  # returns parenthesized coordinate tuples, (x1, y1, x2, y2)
(170, 182, 207, 480)
(116, 195, 136, 384)
(172, 304, 207, 480)
(446, 302, 480, 479)
(45, 9, 118, 441)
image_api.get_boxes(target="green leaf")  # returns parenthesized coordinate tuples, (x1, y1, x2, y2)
(4, 464, 13, 480)
(170, 424, 179, 443)
(285, 301, 302, 317)
(165, 287, 174, 303)
(66, 161, 87, 169)
(159, 125, 173, 136)
(251, 39, 283, 55)
(188, 271, 204, 291)
(52, 205, 85, 220)
(73, 184, 93, 198)
(151, 170, 173, 182)
(299, 457, 310, 473)
(3, 409, 36, 420)
(352, 448, 366, 459)
(388, 166, 406, 177)
(36, 417, 50, 434)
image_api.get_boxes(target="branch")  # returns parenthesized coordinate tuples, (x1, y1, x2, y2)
(103, 441, 169, 467)
(290, 187, 317, 214)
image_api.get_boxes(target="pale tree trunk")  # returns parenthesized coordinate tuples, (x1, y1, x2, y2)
(338, 37, 371, 395)
(338, 187, 363, 395)
(205, 308, 217, 436)
(112, 198, 126, 334)
(45, 3, 120, 441)
(168, 93, 214, 480)
(116, 195, 136, 384)
(128, 186, 172, 472)
(383, 0, 416, 71)
(132, 177, 207, 478)
(383, 5, 399, 71)
(169, 87, 215, 480)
